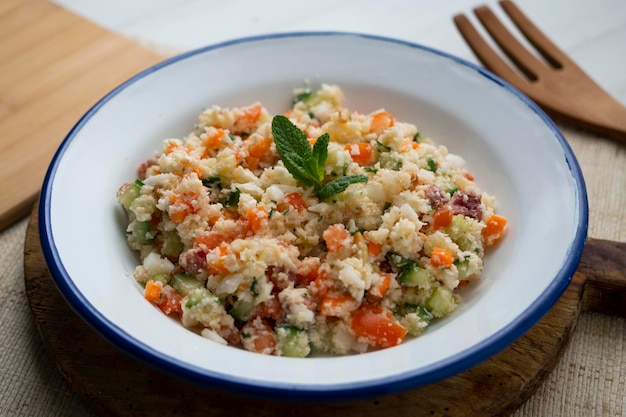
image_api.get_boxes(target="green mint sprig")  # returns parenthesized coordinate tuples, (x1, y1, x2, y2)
(271, 115, 367, 200)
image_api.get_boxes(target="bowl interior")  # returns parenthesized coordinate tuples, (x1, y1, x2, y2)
(41, 33, 586, 399)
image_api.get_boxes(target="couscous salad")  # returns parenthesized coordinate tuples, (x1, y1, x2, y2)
(118, 84, 507, 357)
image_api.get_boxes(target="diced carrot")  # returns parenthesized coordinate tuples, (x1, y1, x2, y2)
(308, 138, 317, 147)
(237, 103, 263, 126)
(165, 139, 181, 154)
(195, 231, 224, 251)
(320, 294, 355, 317)
(482, 214, 507, 246)
(207, 243, 231, 275)
(323, 224, 350, 252)
(363, 232, 382, 257)
(245, 206, 268, 233)
(247, 136, 272, 159)
(433, 205, 453, 230)
(430, 247, 453, 268)
(344, 142, 373, 166)
(351, 308, 407, 348)
(284, 192, 307, 213)
(205, 128, 226, 149)
(369, 273, 392, 298)
(170, 206, 191, 224)
(370, 111, 395, 135)
(464, 172, 475, 181)
(400, 140, 420, 152)
(144, 280, 163, 303)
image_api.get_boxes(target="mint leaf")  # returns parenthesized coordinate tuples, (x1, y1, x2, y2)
(272, 115, 311, 158)
(312, 133, 329, 181)
(317, 175, 368, 200)
(282, 153, 317, 187)
(271, 115, 367, 200)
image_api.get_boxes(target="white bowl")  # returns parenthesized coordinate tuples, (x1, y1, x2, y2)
(39, 32, 587, 400)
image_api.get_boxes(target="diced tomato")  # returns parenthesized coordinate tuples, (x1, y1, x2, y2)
(241, 318, 276, 355)
(255, 297, 282, 321)
(296, 257, 320, 284)
(309, 269, 331, 301)
(157, 286, 182, 315)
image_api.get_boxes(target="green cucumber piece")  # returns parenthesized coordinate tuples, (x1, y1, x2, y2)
(425, 286, 455, 316)
(184, 288, 214, 309)
(402, 303, 434, 323)
(229, 298, 256, 322)
(150, 272, 170, 285)
(118, 180, 143, 209)
(398, 264, 432, 288)
(172, 273, 204, 296)
(132, 220, 153, 244)
(386, 252, 414, 270)
(161, 231, 183, 259)
(276, 326, 311, 358)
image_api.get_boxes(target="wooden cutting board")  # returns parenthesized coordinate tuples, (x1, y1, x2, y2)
(23, 199, 626, 417)
(0, 0, 163, 231)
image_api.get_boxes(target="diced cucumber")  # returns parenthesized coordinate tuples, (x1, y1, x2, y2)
(276, 326, 311, 358)
(454, 257, 470, 280)
(386, 252, 414, 270)
(118, 180, 143, 209)
(184, 288, 214, 309)
(425, 286, 456, 317)
(398, 264, 432, 288)
(446, 215, 476, 252)
(149, 272, 170, 285)
(131, 221, 153, 244)
(447, 215, 470, 238)
(380, 153, 402, 171)
(161, 232, 183, 259)
(172, 273, 204, 296)
(229, 298, 256, 322)
(402, 303, 434, 323)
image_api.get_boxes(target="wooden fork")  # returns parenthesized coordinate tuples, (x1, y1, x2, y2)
(454, 0, 626, 144)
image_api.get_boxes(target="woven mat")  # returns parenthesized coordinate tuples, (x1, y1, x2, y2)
(0, 125, 624, 417)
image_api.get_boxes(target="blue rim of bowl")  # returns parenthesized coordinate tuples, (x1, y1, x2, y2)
(39, 31, 588, 401)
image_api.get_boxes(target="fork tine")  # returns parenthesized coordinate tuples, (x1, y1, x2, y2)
(473, 5, 548, 80)
(453, 13, 529, 88)
(499, 1, 569, 69)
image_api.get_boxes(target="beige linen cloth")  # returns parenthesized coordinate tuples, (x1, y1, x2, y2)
(0, 125, 624, 416)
